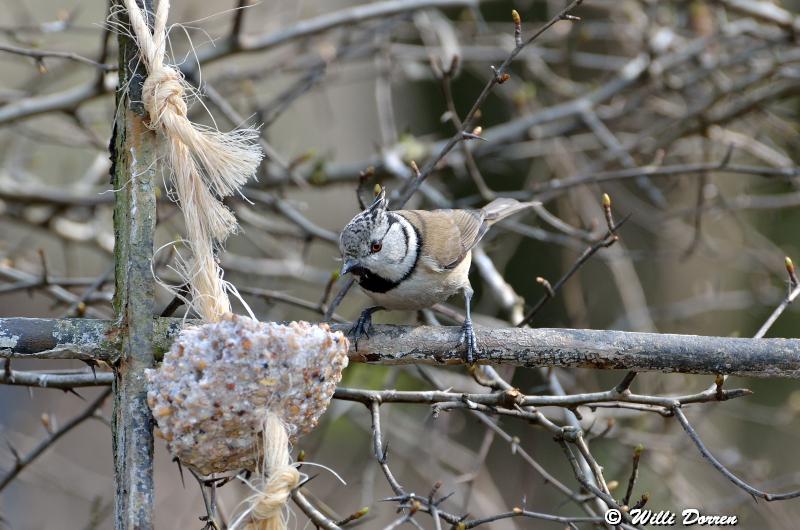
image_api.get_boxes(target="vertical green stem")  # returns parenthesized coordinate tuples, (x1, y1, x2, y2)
(111, 1, 157, 529)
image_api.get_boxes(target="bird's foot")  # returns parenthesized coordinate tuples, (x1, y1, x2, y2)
(456, 318, 480, 365)
(348, 308, 376, 350)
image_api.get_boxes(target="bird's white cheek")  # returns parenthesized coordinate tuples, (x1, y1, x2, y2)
(383, 244, 406, 264)
(362, 253, 400, 281)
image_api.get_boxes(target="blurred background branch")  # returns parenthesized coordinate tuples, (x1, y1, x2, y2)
(2, 0, 800, 528)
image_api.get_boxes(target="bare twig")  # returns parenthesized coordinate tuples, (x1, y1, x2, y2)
(674, 407, 800, 501)
(532, 162, 800, 197)
(292, 488, 343, 530)
(327, 0, 584, 316)
(622, 445, 644, 507)
(754, 282, 800, 338)
(0, 388, 111, 492)
(334, 385, 750, 410)
(395, 0, 584, 206)
(0, 43, 115, 70)
(518, 210, 630, 326)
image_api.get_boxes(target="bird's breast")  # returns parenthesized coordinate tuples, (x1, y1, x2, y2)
(357, 253, 471, 310)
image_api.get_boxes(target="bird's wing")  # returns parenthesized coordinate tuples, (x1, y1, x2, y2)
(400, 199, 535, 271)
(401, 209, 485, 270)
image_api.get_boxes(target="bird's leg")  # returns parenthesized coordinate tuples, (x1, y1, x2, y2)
(348, 306, 384, 350)
(456, 286, 480, 364)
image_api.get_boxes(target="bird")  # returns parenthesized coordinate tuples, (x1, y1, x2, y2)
(338, 188, 537, 363)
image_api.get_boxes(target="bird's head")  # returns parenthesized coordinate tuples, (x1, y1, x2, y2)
(338, 189, 407, 280)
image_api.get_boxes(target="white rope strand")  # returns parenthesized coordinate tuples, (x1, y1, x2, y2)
(122, 0, 263, 322)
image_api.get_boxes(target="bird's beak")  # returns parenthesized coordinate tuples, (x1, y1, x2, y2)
(340, 259, 360, 276)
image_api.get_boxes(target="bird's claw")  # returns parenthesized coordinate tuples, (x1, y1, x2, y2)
(348, 310, 375, 350)
(456, 318, 480, 365)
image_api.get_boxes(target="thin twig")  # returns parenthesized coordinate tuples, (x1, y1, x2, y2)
(395, 0, 584, 206)
(622, 445, 644, 507)
(292, 488, 343, 530)
(327, 0, 584, 317)
(673, 407, 800, 501)
(519, 213, 631, 326)
(0, 388, 111, 492)
(0, 43, 116, 70)
(754, 283, 800, 338)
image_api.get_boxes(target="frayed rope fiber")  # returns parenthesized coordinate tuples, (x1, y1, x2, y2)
(123, 0, 263, 322)
(121, 3, 303, 529)
(243, 415, 301, 530)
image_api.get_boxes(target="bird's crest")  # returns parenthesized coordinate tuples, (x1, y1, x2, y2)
(339, 188, 389, 256)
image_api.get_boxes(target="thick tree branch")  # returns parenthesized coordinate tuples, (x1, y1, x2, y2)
(110, 2, 157, 527)
(0, 368, 114, 388)
(3, 317, 800, 378)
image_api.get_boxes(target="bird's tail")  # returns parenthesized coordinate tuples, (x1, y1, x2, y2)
(481, 198, 540, 224)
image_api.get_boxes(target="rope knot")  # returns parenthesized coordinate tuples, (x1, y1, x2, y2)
(142, 66, 187, 129)
(249, 465, 301, 525)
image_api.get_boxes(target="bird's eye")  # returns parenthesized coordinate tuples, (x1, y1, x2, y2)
(371, 241, 382, 253)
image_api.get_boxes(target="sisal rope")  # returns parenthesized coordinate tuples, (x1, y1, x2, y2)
(242, 415, 301, 530)
(123, 0, 262, 322)
(122, 3, 297, 529)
